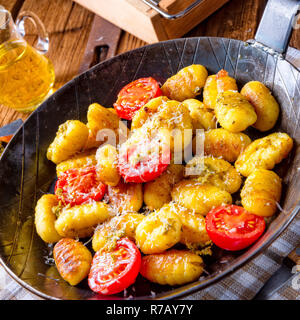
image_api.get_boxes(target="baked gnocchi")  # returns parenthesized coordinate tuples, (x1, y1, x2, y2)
(135, 205, 182, 254)
(35, 194, 62, 243)
(215, 91, 257, 132)
(55, 201, 110, 238)
(95, 144, 120, 186)
(185, 156, 242, 194)
(235, 132, 293, 177)
(53, 238, 92, 286)
(182, 99, 216, 132)
(241, 81, 279, 132)
(171, 179, 232, 215)
(201, 128, 251, 162)
(241, 169, 282, 217)
(47, 120, 89, 164)
(108, 179, 143, 213)
(143, 163, 184, 210)
(36, 63, 293, 296)
(161, 64, 208, 101)
(140, 249, 204, 286)
(92, 212, 144, 252)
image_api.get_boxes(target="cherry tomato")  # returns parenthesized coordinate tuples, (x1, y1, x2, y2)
(113, 77, 162, 120)
(88, 238, 141, 295)
(118, 137, 171, 183)
(205, 205, 266, 251)
(55, 166, 107, 206)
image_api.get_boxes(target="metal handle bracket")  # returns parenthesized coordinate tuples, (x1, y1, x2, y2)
(141, 0, 204, 20)
(255, 0, 300, 54)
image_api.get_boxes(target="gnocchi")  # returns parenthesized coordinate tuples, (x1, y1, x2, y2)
(108, 179, 143, 213)
(215, 91, 257, 132)
(201, 128, 251, 162)
(241, 81, 279, 132)
(171, 179, 232, 215)
(185, 156, 242, 194)
(35, 194, 62, 243)
(241, 169, 282, 217)
(55, 201, 110, 238)
(47, 120, 89, 164)
(96, 144, 120, 186)
(161, 65, 208, 101)
(56, 149, 96, 177)
(53, 238, 92, 286)
(140, 249, 204, 286)
(143, 163, 184, 210)
(92, 212, 145, 252)
(182, 99, 216, 132)
(235, 132, 293, 177)
(135, 205, 182, 254)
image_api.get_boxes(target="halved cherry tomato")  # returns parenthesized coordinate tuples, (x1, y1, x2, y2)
(55, 166, 107, 206)
(118, 137, 171, 183)
(205, 205, 266, 251)
(113, 77, 162, 120)
(88, 238, 141, 295)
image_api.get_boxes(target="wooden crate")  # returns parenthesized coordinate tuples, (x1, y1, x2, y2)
(73, 0, 229, 43)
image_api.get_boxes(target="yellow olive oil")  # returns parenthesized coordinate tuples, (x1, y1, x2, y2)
(0, 39, 55, 112)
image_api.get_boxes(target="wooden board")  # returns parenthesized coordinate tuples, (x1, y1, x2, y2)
(74, 0, 229, 43)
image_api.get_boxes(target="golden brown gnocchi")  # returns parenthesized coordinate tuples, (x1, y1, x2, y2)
(140, 249, 204, 285)
(87, 103, 128, 146)
(235, 132, 293, 177)
(161, 65, 208, 101)
(142, 99, 193, 151)
(35, 194, 62, 243)
(241, 169, 282, 217)
(171, 179, 232, 215)
(201, 128, 252, 162)
(96, 144, 120, 186)
(135, 205, 182, 254)
(215, 91, 257, 132)
(143, 163, 184, 210)
(131, 96, 169, 130)
(216, 69, 238, 93)
(167, 202, 211, 249)
(54, 201, 110, 238)
(47, 120, 89, 164)
(185, 156, 242, 194)
(56, 149, 97, 177)
(92, 212, 145, 252)
(241, 81, 279, 132)
(182, 99, 216, 132)
(108, 179, 143, 213)
(203, 75, 218, 109)
(53, 238, 92, 286)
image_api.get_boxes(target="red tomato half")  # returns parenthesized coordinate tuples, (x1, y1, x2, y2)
(118, 137, 171, 183)
(88, 238, 141, 295)
(55, 166, 107, 206)
(113, 77, 162, 120)
(205, 205, 266, 251)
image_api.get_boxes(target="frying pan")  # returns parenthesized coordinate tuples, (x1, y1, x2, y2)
(0, 0, 299, 300)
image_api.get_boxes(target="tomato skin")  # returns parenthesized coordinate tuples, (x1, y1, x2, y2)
(55, 166, 107, 206)
(205, 205, 266, 251)
(118, 141, 171, 183)
(88, 238, 141, 295)
(114, 77, 162, 120)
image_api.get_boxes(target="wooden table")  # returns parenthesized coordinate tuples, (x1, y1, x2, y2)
(0, 0, 299, 264)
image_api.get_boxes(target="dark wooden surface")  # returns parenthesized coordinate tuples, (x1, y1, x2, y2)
(0, 0, 299, 263)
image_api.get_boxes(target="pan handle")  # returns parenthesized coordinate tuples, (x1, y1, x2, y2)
(254, 0, 300, 54)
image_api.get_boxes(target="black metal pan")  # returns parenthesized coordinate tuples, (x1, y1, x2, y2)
(0, 0, 299, 300)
